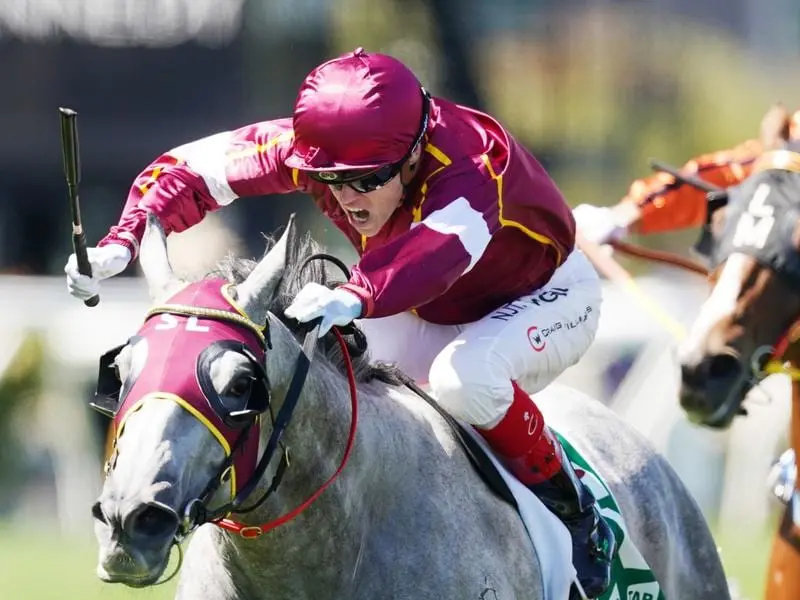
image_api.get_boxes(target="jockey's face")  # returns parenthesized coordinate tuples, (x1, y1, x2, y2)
(329, 175, 404, 237)
(328, 145, 423, 237)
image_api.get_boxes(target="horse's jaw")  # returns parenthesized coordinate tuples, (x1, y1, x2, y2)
(93, 401, 226, 587)
(94, 521, 172, 587)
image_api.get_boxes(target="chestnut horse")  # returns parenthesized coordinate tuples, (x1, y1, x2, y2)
(578, 105, 800, 599)
(674, 147, 800, 599)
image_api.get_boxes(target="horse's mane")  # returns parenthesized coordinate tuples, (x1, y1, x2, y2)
(209, 229, 401, 385)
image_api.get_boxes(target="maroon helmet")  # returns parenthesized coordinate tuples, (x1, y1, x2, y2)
(285, 47, 428, 178)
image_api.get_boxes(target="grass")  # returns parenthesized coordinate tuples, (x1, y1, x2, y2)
(714, 521, 777, 600)
(0, 524, 176, 600)
(0, 521, 777, 599)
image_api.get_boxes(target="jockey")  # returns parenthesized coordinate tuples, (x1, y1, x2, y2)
(572, 104, 800, 244)
(64, 48, 615, 595)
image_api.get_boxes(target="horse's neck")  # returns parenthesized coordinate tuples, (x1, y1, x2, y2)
(784, 349, 800, 449)
(214, 328, 444, 596)
(268, 360, 439, 522)
(790, 380, 800, 449)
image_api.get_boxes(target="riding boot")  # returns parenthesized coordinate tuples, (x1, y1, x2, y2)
(477, 381, 615, 599)
(526, 431, 615, 599)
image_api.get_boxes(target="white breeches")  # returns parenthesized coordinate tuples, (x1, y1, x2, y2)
(357, 249, 602, 427)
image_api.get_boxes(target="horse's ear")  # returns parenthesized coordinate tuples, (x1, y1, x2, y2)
(139, 212, 183, 302)
(236, 214, 296, 325)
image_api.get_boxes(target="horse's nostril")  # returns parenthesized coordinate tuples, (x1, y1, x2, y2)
(130, 504, 179, 538)
(706, 354, 742, 381)
(91, 501, 107, 524)
(680, 363, 699, 386)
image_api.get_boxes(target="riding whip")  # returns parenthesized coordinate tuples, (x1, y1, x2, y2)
(59, 107, 99, 307)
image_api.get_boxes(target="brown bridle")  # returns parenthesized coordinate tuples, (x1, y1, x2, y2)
(576, 155, 800, 383)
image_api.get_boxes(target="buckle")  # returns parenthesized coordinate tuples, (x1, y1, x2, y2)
(239, 526, 264, 539)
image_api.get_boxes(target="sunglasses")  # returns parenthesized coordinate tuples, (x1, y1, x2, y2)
(307, 90, 431, 194)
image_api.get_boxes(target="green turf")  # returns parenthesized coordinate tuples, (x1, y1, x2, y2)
(0, 521, 777, 599)
(714, 521, 777, 600)
(0, 525, 176, 599)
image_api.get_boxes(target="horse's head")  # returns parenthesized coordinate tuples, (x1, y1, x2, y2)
(678, 158, 800, 428)
(91, 212, 299, 586)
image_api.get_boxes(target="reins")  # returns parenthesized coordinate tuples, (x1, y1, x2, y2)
(207, 252, 361, 538)
(579, 158, 800, 382)
(213, 326, 359, 538)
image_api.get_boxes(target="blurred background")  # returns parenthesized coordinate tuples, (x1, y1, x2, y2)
(1, 0, 798, 598)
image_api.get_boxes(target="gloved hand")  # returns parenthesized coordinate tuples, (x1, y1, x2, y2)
(572, 204, 628, 246)
(284, 282, 364, 337)
(64, 244, 132, 301)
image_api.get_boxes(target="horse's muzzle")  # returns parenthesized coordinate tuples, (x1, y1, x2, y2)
(679, 353, 749, 429)
(93, 499, 179, 587)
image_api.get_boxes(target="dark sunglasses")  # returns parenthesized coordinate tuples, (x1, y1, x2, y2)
(307, 89, 431, 194)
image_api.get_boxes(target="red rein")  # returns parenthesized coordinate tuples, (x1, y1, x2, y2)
(214, 328, 359, 538)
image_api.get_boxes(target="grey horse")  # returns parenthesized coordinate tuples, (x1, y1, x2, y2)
(91, 214, 730, 599)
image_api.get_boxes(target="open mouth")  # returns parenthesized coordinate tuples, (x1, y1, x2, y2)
(345, 208, 370, 224)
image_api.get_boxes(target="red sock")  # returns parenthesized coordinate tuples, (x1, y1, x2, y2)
(477, 381, 563, 485)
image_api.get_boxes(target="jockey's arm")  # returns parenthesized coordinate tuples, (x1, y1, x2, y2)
(98, 119, 308, 258)
(622, 139, 763, 235)
(341, 194, 491, 318)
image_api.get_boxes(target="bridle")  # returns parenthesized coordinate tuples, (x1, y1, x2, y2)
(98, 254, 361, 555)
(609, 242, 800, 387)
(180, 254, 360, 540)
(581, 157, 800, 385)
(176, 314, 358, 541)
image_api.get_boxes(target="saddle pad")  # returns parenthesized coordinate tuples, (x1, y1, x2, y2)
(557, 433, 665, 600)
(463, 425, 665, 600)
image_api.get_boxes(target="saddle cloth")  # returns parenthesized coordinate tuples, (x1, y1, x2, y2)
(464, 424, 666, 600)
(463, 423, 576, 599)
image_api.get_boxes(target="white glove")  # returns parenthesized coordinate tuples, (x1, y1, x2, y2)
(284, 282, 364, 337)
(64, 244, 132, 301)
(572, 204, 628, 246)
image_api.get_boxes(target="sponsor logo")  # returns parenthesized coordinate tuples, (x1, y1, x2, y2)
(625, 584, 658, 600)
(522, 410, 539, 436)
(539, 305, 593, 338)
(318, 171, 339, 181)
(527, 326, 546, 352)
(528, 287, 569, 307)
(490, 287, 570, 322)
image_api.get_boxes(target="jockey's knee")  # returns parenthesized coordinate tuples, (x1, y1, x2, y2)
(428, 344, 512, 427)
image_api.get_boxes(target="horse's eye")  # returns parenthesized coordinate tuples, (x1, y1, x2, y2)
(226, 375, 254, 397)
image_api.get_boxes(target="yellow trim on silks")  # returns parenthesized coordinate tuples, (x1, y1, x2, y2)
(292, 168, 300, 187)
(115, 392, 237, 503)
(424, 143, 452, 167)
(138, 166, 163, 196)
(145, 303, 266, 344)
(480, 154, 563, 266)
(414, 166, 448, 222)
(752, 150, 800, 176)
(225, 131, 294, 162)
(412, 143, 454, 222)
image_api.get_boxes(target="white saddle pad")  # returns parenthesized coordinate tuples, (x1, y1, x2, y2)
(462, 424, 577, 600)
